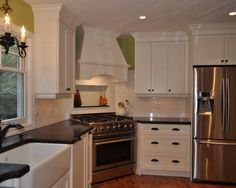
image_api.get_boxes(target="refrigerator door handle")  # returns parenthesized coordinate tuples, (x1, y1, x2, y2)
(199, 140, 236, 146)
(226, 78, 230, 132)
(222, 79, 226, 132)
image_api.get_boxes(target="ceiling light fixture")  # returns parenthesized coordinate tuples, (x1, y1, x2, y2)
(0, 0, 28, 58)
(139, 16, 147, 20)
(229, 11, 236, 16)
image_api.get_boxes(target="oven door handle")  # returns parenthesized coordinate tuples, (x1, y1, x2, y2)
(94, 137, 135, 145)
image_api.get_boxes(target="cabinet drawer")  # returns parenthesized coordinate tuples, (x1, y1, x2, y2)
(140, 124, 190, 136)
(142, 154, 190, 171)
(141, 135, 190, 154)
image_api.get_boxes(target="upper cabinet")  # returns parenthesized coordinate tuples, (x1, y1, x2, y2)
(191, 24, 236, 65)
(134, 32, 188, 96)
(32, 4, 77, 98)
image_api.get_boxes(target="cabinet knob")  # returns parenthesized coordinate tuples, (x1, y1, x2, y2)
(172, 128, 180, 131)
(148, 89, 151, 92)
(221, 60, 224, 63)
(151, 127, 159, 131)
(152, 89, 154, 92)
(171, 142, 180, 145)
(151, 141, 159, 145)
(225, 59, 228, 63)
(66, 88, 71, 91)
(171, 160, 180, 164)
(151, 159, 159, 162)
(168, 89, 171, 92)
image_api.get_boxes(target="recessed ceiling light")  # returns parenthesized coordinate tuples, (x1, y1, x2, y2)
(139, 16, 147, 20)
(229, 12, 236, 16)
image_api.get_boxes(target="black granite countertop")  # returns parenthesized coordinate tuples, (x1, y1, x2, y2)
(0, 119, 92, 183)
(133, 117, 191, 125)
(0, 163, 29, 183)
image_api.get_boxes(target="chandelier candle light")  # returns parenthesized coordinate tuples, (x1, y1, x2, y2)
(0, 0, 28, 58)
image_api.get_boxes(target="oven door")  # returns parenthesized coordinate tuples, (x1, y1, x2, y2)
(93, 135, 136, 172)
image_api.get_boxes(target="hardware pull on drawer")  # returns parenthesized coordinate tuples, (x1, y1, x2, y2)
(151, 127, 159, 131)
(171, 142, 180, 145)
(171, 160, 180, 163)
(172, 128, 180, 131)
(151, 159, 159, 162)
(151, 141, 159, 145)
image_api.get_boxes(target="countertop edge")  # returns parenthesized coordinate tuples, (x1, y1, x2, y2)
(0, 163, 30, 183)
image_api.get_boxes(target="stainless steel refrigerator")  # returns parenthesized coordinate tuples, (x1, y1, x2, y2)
(192, 65, 236, 183)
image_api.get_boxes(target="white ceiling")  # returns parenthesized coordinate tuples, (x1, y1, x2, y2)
(25, 0, 236, 34)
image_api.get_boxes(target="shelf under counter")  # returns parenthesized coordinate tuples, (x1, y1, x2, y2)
(74, 105, 109, 108)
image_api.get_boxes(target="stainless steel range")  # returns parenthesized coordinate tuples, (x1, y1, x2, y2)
(71, 112, 137, 184)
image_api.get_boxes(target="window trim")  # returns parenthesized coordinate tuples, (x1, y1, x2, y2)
(0, 20, 34, 129)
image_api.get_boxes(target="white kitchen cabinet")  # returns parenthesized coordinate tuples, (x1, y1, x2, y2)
(191, 24, 236, 65)
(71, 132, 92, 188)
(136, 123, 191, 177)
(52, 171, 70, 188)
(193, 34, 236, 65)
(32, 4, 77, 98)
(135, 40, 187, 95)
(135, 42, 152, 93)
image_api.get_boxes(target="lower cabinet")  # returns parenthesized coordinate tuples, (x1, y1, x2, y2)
(71, 132, 92, 188)
(52, 171, 70, 188)
(136, 123, 191, 177)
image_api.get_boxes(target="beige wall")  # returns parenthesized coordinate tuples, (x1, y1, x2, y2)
(35, 98, 73, 127)
(115, 70, 188, 117)
(35, 70, 189, 127)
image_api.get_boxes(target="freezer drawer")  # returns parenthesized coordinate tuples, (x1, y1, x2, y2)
(193, 139, 236, 183)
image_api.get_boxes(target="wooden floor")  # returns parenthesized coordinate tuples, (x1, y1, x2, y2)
(92, 175, 236, 188)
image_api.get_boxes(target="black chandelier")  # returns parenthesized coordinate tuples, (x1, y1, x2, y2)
(0, 0, 28, 58)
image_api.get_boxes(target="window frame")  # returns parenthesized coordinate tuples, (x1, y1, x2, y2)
(0, 21, 33, 128)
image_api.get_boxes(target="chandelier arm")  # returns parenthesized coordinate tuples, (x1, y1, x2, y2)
(14, 37, 27, 58)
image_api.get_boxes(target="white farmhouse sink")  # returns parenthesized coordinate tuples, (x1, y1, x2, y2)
(0, 143, 71, 188)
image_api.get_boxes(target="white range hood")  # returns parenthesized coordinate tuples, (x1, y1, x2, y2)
(76, 26, 128, 83)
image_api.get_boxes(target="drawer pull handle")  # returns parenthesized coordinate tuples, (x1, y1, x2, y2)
(172, 160, 180, 163)
(151, 127, 159, 131)
(151, 141, 159, 145)
(151, 159, 159, 162)
(172, 142, 180, 145)
(172, 128, 180, 131)
(66, 88, 71, 91)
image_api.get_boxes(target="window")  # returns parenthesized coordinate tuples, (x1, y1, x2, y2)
(0, 44, 25, 121)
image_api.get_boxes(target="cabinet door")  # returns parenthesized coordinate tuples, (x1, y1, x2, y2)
(225, 34, 236, 65)
(152, 42, 168, 93)
(193, 35, 224, 65)
(135, 42, 152, 93)
(52, 171, 70, 188)
(59, 22, 75, 93)
(168, 41, 186, 94)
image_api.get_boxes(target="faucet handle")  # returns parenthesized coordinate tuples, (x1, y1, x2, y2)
(15, 123, 24, 130)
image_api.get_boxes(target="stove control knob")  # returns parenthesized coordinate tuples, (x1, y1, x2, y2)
(100, 127, 104, 131)
(124, 124, 127, 128)
(129, 124, 133, 128)
(106, 126, 111, 130)
(117, 124, 121, 128)
(112, 125, 117, 129)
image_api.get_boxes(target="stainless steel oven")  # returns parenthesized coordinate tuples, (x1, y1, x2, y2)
(71, 113, 137, 184)
(92, 131, 136, 183)
(93, 132, 136, 172)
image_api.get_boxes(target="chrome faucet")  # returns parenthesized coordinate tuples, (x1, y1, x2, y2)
(0, 121, 24, 145)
